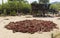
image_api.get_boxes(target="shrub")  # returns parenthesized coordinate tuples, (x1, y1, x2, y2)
(10, 10, 17, 16)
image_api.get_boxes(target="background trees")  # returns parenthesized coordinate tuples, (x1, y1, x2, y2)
(50, 2, 60, 11)
(0, 0, 60, 16)
(0, 5, 2, 14)
(0, 0, 31, 16)
(39, 0, 49, 4)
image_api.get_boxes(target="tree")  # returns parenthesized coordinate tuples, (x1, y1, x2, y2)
(50, 2, 60, 11)
(0, 5, 2, 14)
(0, 0, 31, 15)
(31, 1, 38, 4)
(2, 0, 4, 9)
(39, 0, 49, 4)
(3, 0, 31, 15)
(2, 0, 3, 5)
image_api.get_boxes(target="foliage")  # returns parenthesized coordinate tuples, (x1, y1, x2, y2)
(39, 0, 49, 4)
(0, 0, 31, 16)
(10, 10, 17, 16)
(0, 5, 2, 14)
(31, 1, 38, 4)
(3, 9, 7, 15)
(0, 5, 2, 10)
(50, 2, 60, 11)
(1, 0, 60, 16)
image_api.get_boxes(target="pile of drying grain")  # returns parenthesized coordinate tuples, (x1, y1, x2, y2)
(5, 19, 58, 34)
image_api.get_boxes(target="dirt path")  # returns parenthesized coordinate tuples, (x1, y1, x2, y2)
(0, 16, 60, 38)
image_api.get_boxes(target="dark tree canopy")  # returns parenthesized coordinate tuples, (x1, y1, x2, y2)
(31, 3, 50, 11)
(39, 0, 49, 4)
(31, 3, 51, 16)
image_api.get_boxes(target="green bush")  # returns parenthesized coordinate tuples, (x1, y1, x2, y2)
(10, 10, 17, 16)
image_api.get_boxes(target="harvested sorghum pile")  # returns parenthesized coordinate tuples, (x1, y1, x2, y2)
(5, 19, 58, 34)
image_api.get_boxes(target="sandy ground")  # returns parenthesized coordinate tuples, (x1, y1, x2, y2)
(0, 16, 60, 38)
